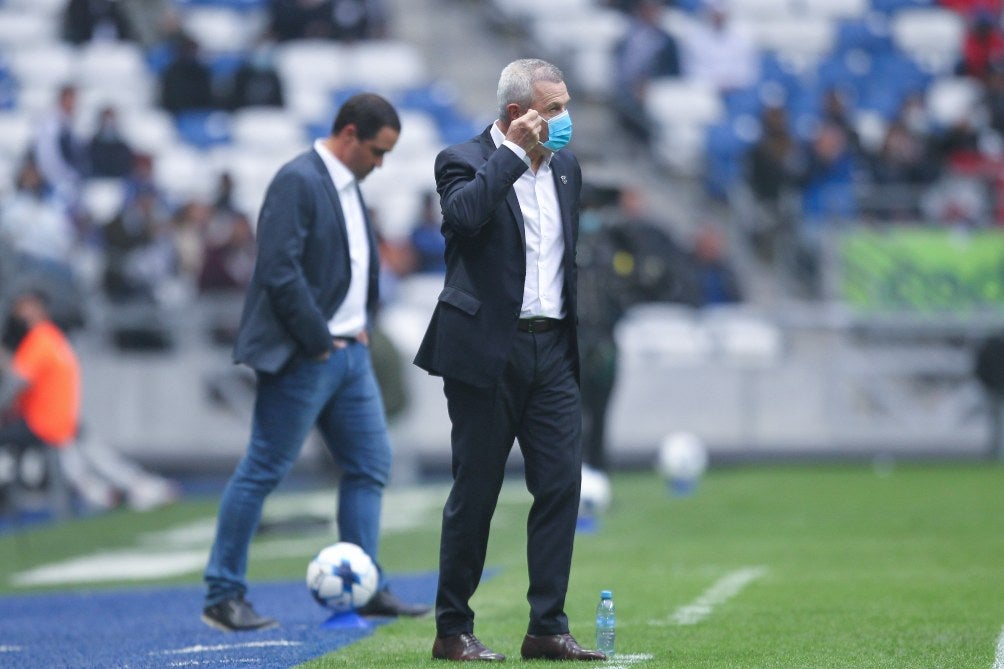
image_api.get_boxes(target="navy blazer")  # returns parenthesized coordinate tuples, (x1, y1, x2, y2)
(414, 126, 581, 388)
(233, 149, 380, 373)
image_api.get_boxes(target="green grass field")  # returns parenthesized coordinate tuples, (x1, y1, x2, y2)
(2, 462, 1003, 668)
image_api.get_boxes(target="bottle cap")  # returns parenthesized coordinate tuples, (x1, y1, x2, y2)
(601, 590, 612, 599)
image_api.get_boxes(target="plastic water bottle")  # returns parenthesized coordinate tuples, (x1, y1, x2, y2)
(595, 589, 615, 657)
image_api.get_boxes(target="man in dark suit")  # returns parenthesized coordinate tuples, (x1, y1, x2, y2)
(415, 59, 605, 662)
(201, 93, 428, 632)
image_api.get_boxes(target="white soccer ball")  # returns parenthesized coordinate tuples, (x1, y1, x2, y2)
(579, 465, 612, 516)
(306, 541, 379, 612)
(657, 432, 709, 483)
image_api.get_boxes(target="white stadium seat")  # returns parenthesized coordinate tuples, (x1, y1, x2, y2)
(891, 8, 965, 74)
(230, 107, 307, 153)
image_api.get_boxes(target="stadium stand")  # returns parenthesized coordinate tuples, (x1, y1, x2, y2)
(1, 0, 1002, 478)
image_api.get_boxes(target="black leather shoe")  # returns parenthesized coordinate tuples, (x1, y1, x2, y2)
(432, 633, 506, 661)
(520, 633, 606, 661)
(201, 595, 277, 632)
(356, 588, 431, 617)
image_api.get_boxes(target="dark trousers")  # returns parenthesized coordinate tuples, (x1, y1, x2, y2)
(435, 323, 582, 637)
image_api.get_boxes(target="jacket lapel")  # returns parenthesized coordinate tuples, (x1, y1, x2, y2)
(478, 128, 526, 249)
(550, 153, 575, 260)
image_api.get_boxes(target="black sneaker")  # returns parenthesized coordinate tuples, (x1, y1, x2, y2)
(201, 595, 278, 632)
(356, 588, 431, 618)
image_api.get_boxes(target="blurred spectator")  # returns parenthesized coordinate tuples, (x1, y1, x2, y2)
(611, 0, 681, 142)
(681, 0, 759, 93)
(0, 288, 179, 512)
(408, 191, 446, 273)
(223, 35, 285, 111)
(62, 0, 137, 44)
(957, 9, 1004, 81)
(172, 201, 212, 286)
(866, 118, 940, 220)
(575, 188, 632, 473)
(797, 119, 860, 296)
(198, 212, 256, 294)
(691, 224, 742, 306)
(611, 186, 699, 306)
(212, 171, 239, 215)
(744, 105, 803, 267)
(159, 35, 217, 114)
(0, 159, 77, 278)
(269, 0, 337, 41)
(269, 0, 387, 41)
(31, 85, 86, 207)
(101, 185, 178, 304)
(87, 106, 135, 179)
(331, 0, 388, 40)
(820, 88, 863, 158)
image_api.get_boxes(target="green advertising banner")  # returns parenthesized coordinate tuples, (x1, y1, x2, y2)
(839, 228, 1004, 313)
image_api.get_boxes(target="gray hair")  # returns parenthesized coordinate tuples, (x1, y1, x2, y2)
(496, 59, 565, 123)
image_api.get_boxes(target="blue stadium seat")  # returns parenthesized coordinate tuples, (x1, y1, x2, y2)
(871, 0, 934, 13)
(704, 120, 755, 200)
(835, 17, 895, 54)
(174, 109, 233, 149)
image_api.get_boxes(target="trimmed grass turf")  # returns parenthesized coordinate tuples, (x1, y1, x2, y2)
(2, 463, 1003, 668)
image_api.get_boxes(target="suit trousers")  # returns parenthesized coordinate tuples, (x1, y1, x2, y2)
(435, 322, 582, 637)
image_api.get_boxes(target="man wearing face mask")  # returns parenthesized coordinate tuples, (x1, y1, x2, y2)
(414, 59, 603, 662)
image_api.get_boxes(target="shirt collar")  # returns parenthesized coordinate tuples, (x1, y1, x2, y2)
(313, 139, 356, 192)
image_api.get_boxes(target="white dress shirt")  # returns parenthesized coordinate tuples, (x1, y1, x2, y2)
(491, 122, 566, 320)
(313, 139, 370, 337)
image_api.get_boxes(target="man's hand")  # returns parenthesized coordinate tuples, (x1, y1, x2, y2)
(505, 109, 544, 154)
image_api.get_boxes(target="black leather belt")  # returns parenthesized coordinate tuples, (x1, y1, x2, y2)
(517, 317, 564, 333)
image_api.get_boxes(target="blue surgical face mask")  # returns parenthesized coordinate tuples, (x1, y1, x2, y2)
(541, 110, 572, 152)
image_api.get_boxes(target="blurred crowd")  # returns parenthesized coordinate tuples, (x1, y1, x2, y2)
(605, 0, 1004, 295)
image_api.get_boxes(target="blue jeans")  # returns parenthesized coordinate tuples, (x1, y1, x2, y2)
(204, 343, 392, 606)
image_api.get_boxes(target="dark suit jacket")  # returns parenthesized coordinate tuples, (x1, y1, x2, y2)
(414, 127, 581, 388)
(233, 149, 379, 373)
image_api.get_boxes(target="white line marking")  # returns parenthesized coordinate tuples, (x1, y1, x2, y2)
(0, 645, 23, 653)
(992, 626, 1004, 669)
(156, 641, 301, 655)
(649, 566, 767, 627)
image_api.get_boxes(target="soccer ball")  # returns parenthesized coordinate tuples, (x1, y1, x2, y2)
(656, 431, 708, 495)
(579, 465, 612, 516)
(306, 542, 379, 613)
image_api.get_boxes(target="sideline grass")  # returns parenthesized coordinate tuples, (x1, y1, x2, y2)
(1, 463, 1002, 668)
(303, 463, 1004, 668)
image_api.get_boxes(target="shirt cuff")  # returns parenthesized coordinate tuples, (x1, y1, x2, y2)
(502, 140, 531, 167)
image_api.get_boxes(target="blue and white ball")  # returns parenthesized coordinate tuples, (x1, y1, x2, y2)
(306, 542, 379, 612)
(657, 431, 709, 495)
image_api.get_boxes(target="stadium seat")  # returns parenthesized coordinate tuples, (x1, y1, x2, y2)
(646, 79, 724, 127)
(181, 6, 267, 55)
(230, 106, 306, 153)
(740, 15, 836, 63)
(174, 110, 232, 149)
(925, 76, 982, 128)
(118, 109, 180, 157)
(275, 40, 351, 94)
(342, 41, 428, 92)
(1, 0, 66, 16)
(790, 0, 868, 20)
(0, 110, 33, 164)
(0, 10, 57, 48)
(871, 0, 934, 13)
(723, 0, 791, 19)
(6, 44, 76, 93)
(80, 178, 127, 226)
(890, 8, 965, 74)
(615, 304, 714, 366)
(153, 144, 215, 201)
